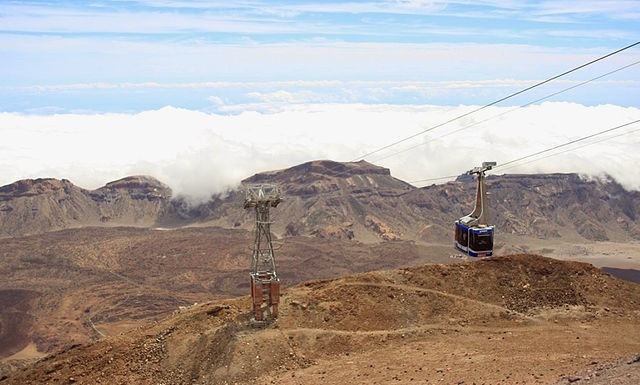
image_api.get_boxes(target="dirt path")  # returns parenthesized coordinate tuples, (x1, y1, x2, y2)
(341, 280, 544, 322)
(3, 255, 640, 385)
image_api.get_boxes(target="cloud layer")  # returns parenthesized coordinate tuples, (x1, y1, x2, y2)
(1, 102, 639, 201)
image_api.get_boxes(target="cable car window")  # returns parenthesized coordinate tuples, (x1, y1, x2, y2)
(473, 234, 493, 251)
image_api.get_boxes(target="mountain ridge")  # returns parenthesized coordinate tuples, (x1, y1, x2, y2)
(1, 160, 639, 243)
(0, 175, 172, 237)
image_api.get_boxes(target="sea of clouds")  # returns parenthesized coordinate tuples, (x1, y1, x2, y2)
(1, 102, 639, 202)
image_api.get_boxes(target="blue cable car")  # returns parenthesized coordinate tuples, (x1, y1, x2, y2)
(455, 162, 496, 258)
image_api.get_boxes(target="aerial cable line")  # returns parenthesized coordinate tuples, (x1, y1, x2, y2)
(351, 40, 640, 162)
(409, 174, 460, 184)
(497, 126, 640, 173)
(304, 56, 638, 185)
(370, 59, 640, 164)
(275, 119, 640, 195)
(253, 46, 640, 194)
(409, 119, 640, 188)
(256, 118, 640, 199)
(261, 120, 640, 199)
(492, 119, 640, 171)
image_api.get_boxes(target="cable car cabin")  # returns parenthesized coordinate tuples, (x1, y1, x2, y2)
(455, 220, 494, 257)
(454, 161, 496, 258)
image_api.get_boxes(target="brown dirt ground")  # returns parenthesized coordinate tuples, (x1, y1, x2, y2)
(2, 254, 639, 384)
(0, 225, 454, 378)
(0, 290, 39, 357)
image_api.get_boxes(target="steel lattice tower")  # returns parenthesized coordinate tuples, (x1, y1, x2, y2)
(243, 184, 282, 321)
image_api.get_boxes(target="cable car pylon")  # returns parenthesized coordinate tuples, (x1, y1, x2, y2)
(244, 184, 282, 323)
(455, 162, 496, 257)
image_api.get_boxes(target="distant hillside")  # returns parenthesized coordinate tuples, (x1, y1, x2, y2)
(404, 173, 640, 242)
(1, 160, 640, 242)
(180, 160, 414, 242)
(187, 162, 640, 243)
(0, 176, 172, 237)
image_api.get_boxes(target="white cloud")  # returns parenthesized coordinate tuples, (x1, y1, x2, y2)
(534, 0, 640, 19)
(1, 0, 638, 51)
(3, 35, 639, 96)
(248, 90, 295, 103)
(1, 103, 639, 203)
(12, 80, 345, 92)
(207, 95, 225, 106)
(95, 0, 640, 22)
(0, 4, 308, 34)
(9, 78, 639, 101)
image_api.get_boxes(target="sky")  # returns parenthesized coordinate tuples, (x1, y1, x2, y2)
(1, 1, 639, 199)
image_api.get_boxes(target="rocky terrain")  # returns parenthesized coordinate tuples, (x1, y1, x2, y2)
(0, 176, 171, 237)
(0, 226, 451, 367)
(1, 160, 640, 243)
(1, 160, 640, 383)
(144, 161, 640, 243)
(2, 255, 639, 384)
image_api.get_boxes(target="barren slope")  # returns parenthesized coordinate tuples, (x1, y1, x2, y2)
(404, 173, 640, 242)
(3, 255, 639, 384)
(0, 226, 450, 365)
(0, 176, 172, 237)
(2, 161, 640, 244)
(182, 164, 640, 243)
(175, 160, 416, 242)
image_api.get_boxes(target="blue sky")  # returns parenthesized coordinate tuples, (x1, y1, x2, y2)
(1, 0, 639, 113)
(1, 1, 640, 196)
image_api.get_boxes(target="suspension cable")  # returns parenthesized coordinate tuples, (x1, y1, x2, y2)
(370, 60, 640, 164)
(350, 41, 640, 162)
(496, 125, 640, 173)
(406, 119, 640, 188)
(493, 119, 640, 171)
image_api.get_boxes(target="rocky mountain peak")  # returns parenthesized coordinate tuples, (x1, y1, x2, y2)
(288, 160, 391, 177)
(0, 178, 78, 200)
(1, 161, 639, 242)
(242, 160, 390, 184)
(240, 159, 411, 198)
(98, 175, 172, 200)
(102, 175, 169, 191)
